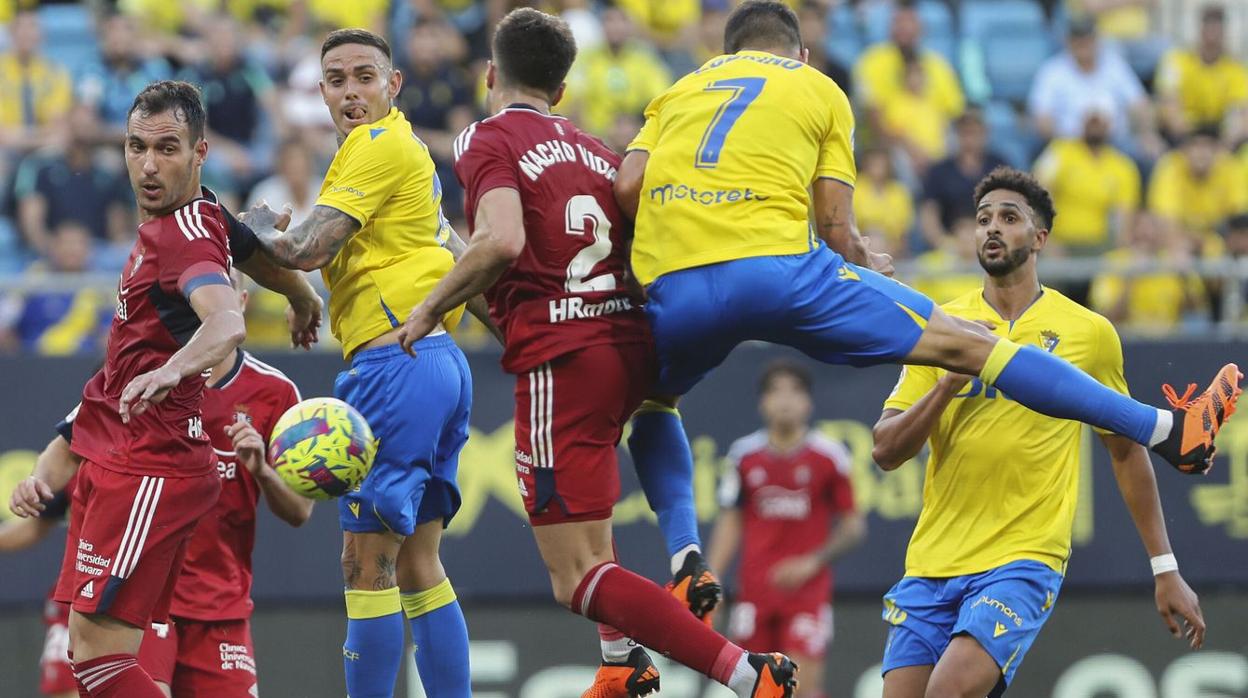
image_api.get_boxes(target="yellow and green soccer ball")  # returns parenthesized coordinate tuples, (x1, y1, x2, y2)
(269, 397, 377, 500)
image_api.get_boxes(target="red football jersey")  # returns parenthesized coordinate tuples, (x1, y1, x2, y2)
(170, 351, 300, 621)
(452, 106, 650, 373)
(71, 197, 232, 478)
(719, 431, 856, 609)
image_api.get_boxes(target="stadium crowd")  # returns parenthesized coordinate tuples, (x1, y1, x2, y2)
(0, 0, 1245, 355)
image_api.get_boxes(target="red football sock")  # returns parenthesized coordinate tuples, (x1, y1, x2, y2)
(73, 654, 166, 697)
(572, 562, 746, 684)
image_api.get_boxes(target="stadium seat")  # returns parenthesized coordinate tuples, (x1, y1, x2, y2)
(983, 99, 1039, 170)
(825, 3, 862, 72)
(982, 27, 1056, 102)
(0, 217, 28, 275)
(38, 4, 98, 78)
(959, 0, 1046, 43)
(860, 0, 957, 63)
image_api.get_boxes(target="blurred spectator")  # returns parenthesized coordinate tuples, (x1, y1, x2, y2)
(690, 7, 729, 66)
(1067, 0, 1154, 41)
(280, 39, 339, 163)
(397, 18, 475, 216)
(1028, 17, 1160, 159)
(0, 10, 72, 154)
(1222, 213, 1248, 260)
(0, 223, 112, 355)
(1033, 103, 1140, 255)
(909, 217, 982, 304)
(565, 5, 671, 137)
(179, 14, 281, 203)
(797, 1, 850, 91)
(918, 110, 1007, 248)
(604, 113, 643, 157)
(559, 0, 605, 54)
(248, 137, 322, 228)
(77, 13, 172, 135)
(854, 1, 963, 145)
(1155, 5, 1248, 144)
(1090, 212, 1206, 333)
(13, 103, 134, 256)
(878, 53, 951, 174)
(615, 0, 700, 50)
(307, 0, 388, 35)
(1147, 127, 1248, 248)
(853, 148, 914, 259)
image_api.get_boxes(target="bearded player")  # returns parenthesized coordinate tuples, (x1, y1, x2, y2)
(615, 0, 1239, 490)
(241, 29, 475, 698)
(398, 9, 799, 697)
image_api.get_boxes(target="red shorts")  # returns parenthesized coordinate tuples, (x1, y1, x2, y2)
(139, 618, 258, 696)
(514, 342, 655, 525)
(40, 599, 74, 695)
(728, 600, 835, 659)
(53, 460, 220, 628)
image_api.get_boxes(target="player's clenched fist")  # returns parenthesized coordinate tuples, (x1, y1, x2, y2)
(119, 364, 182, 423)
(9, 475, 54, 518)
(226, 416, 267, 476)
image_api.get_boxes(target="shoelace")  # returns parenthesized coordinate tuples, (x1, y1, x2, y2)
(1163, 383, 1198, 410)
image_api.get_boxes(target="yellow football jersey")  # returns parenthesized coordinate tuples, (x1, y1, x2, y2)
(316, 107, 463, 358)
(884, 287, 1128, 578)
(628, 51, 856, 285)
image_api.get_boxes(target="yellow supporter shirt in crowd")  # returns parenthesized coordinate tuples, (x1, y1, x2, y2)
(308, 0, 388, 30)
(1033, 138, 1140, 248)
(1148, 150, 1248, 236)
(854, 178, 914, 247)
(880, 88, 949, 160)
(628, 50, 856, 285)
(615, 0, 699, 41)
(907, 248, 981, 304)
(0, 53, 71, 128)
(853, 44, 964, 117)
(567, 42, 672, 136)
(316, 107, 462, 358)
(1156, 49, 1248, 129)
(884, 287, 1128, 577)
(1089, 249, 1203, 333)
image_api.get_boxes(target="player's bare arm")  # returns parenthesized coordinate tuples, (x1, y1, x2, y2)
(871, 373, 970, 470)
(812, 178, 892, 274)
(614, 150, 647, 220)
(1101, 433, 1206, 649)
(0, 516, 59, 552)
(445, 226, 504, 344)
(234, 249, 324, 350)
(242, 203, 361, 273)
(9, 434, 80, 518)
(398, 188, 525, 354)
(120, 283, 246, 423)
(227, 416, 313, 527)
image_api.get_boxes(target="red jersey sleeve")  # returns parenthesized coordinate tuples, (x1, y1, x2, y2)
(824, 451, 856, 514)
(159, 202, 231, 298)
(452, 122, 521, 224)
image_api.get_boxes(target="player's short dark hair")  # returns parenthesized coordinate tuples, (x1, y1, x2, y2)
(724, 0, 802, 54)
(492, 8, 577, 97)
(973, 166, 1057, 231)
(758, 360, 813, 396)
(321, 28, 392, 63)
(127, 80, 206, 143)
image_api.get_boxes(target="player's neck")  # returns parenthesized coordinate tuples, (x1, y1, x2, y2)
(982, 267, 1042, 321)
(138, 184, 201, 223)
(207, 347, 240, 388)
(494, 90, 551, 115)
(768, 426, 808, 453)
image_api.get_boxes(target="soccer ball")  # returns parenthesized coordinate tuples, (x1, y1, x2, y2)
(269, 397, 377, 500)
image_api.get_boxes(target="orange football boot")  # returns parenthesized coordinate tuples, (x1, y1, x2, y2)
(745, 653, 799, 698)
(1153, 363, 1243, 474)
(666, 550, 722, 627)
(580, 647, 660, 698)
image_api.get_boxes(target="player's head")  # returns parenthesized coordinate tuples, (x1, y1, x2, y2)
(320, 29, 401, 141)
(487, 8, 577, 111)
(125, 80, 208, 218)
(229, 268, 250, 311)
(758, 360, 813, 433)
(972, 167, 1055, 278)
(724, 1, 805, 61)
(1200, 4, 1226, 57)
(1182, 126, 1220, 178)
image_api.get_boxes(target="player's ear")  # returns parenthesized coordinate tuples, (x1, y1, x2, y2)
(195, 137, 208, 166)
(800, 46, 809, 64)
(1034, 226, 1049, 252)
(551, 82, 567, 108)
(485, 61, 497, 91)
(388, 66, 403, 100)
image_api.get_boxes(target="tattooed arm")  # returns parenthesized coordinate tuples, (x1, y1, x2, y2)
(811, 177, 892, 275)
(240, 203, 361, 272)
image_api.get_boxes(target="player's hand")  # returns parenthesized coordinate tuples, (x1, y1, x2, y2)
(119, 365, 182, 423)
(397, 304, 440, 357)
(938, 371, 974, 395)
(868, 250, 895, 277)
(287, 293, 323, 350)
(226, 416, 267, 475)
(9, 475, 54, 518)
(240, 200, 292, 233)
(769, 554, 823, 591)
(1155, 571, 1205, 649)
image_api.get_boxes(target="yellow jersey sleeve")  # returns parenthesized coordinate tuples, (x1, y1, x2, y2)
(883, 364, 940, 412)
(1089, 315, 1130, 433)
(628, 97, 664, 152)
(316, 132, 406, 226)
(816, 86, 857, 184)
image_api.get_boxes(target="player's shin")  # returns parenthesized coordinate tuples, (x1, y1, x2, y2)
(402, 579, 472, 698)
(343, 588, 406, 698)
(981, 341, 1161, 445)
(627, 404, 701, 568)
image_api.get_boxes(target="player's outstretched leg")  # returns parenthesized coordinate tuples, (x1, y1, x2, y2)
(398, 522, 471, 698)
(909, 308, 1242, 474)
(342, 532, 407, 698)
(628, 400, 722, 621)
(535, 519, 799, 698)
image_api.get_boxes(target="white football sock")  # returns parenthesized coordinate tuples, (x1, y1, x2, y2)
(728, 653, 757, 697)
(671, 543, 701, 577)
(1149, 408, 1173, 447)
(601, 636, 635, 663)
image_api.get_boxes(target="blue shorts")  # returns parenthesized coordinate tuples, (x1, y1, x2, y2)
(645, 245, 934, 396)
(335, 335, 472, 536)
(880, 560, 1064, 694)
